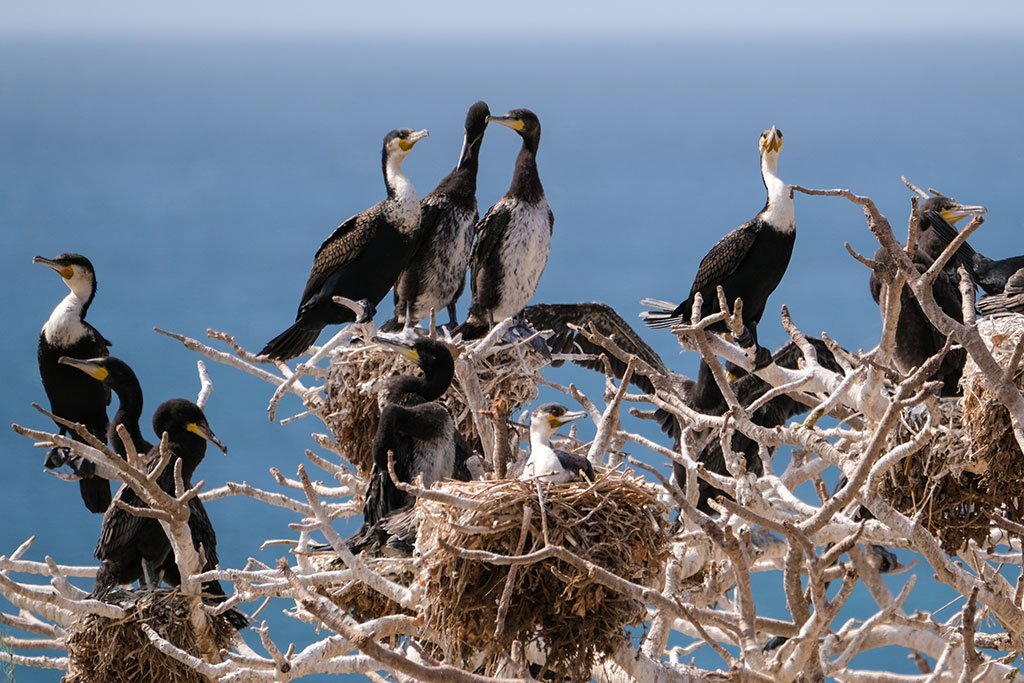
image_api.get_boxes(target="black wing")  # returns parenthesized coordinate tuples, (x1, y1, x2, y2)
(469, 202, 512, 313)
(689, 222, 760, 298)
(299, 211, 378, 309)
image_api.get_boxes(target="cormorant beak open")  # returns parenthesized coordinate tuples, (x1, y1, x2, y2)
(549, 410, 587, 429)
(941, 204, 987, 225)
(487, 115, 525, 132)
(187, 422, 228, 455)
(372, 335, 420, 364)
(59, 356, 108, 381)
(761, 126, 783, 154)
(399, 130, 429, 151)
(33, 256, 73, 279)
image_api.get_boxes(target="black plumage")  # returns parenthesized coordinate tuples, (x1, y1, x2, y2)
(641, 127, 794, 366)
(978, 268, 1024, 315)
(384, 102, 490, 331)
(34, 253, 112, 513)
(59, 356, 152, 457)
(261, 128, 429, 360)
(92, 399, 246, 628)
(457, 108, 552, 339)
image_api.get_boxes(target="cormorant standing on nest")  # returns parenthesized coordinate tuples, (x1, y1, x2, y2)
(520, 403, 594, 484)
(384, 102, 490, 332)
(92, 399, 246, 628)
(457, 108, 552, 340)
(34, 253, 112, 513)
(260, 128, 429, 360)
(347, 337, 469, 556)
(978, 268, 1024, 315)
(641, 127, 794, 367)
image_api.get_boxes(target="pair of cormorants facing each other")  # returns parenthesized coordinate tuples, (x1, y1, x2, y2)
(59, 355, 247, 629)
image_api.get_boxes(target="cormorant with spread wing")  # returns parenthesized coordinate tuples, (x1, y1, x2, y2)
(641, 127, 794, 367)
(34, 253, 112, 513)
(457, 108, 552, 339)
(384, 102, 490, 331)
(261, 128, 428, 360)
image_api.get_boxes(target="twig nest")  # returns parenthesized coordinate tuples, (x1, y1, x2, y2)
(320, 336, 546, 475)
(306, 552, 416, 622)
(62, 588, 235, 683)
(416, 473, 670, 681)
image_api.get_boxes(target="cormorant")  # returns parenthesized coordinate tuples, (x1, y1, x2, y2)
(260, 128, 429, 360)
(457, 108, 552, 339)
(978, 268, 1024, 315)
(913, 196, 986, 267)
(58, 356, 152, 457)
(383, 102, 490, 331)
(92, 399, 246, 628)
(641, 127, 794, 367)
(34, 253, 112, 513)
(520, 403, 594, 484)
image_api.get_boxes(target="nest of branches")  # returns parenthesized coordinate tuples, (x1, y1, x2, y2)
(306, 552, 416, 622)
(62, 588, 235, 683)
(320, 335, 546, 475)
(416, 473, 669, 681)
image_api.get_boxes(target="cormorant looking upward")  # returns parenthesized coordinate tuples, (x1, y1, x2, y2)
(520, 403, 594, 484)
(457, 108, 552, 340)
(92, 399, 246, 628)
(641, 127, 794, 368)
(34, 253, 112, 513)
(384, 101, 490, 332)
(260, 128, 429, 360)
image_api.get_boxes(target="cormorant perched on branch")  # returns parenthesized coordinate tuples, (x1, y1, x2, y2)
(92, 399, 246, 628)
(457, 108, 552, 339)
(978, 268, 1024, 315)
(384, 102, 490, 332)
(34, 253, 112, 513)
(261, 128, 429, 360)
(913, 196, 986, 267)
(520, 403, 594, 484)
(641, 127, 794, 367)
(347, 337, 469, 556)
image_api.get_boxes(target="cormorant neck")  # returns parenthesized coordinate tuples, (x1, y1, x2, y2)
(384, 153, 417, 205)
(456, 132, 483, 176)
(530, 421, 554, 447)
(42, 290, 91, 344)
(507, 141, 544, 204)
(759, 152, 794, 230)
(414, 357, 455, 402)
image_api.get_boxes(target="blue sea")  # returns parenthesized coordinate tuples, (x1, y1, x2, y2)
(2, 34, 1022, 681)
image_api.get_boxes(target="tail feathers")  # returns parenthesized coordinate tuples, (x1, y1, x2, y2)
(454, 318, 488, 340)
(79, 476, 112, 514)
(260, 321, 323, 361)
(639, 297, 685, 330)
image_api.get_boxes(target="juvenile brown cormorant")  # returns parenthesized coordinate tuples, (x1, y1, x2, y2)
(260, 128, 429, 360)
(520, 403, 594, 484)
(34, 253, 112, 513)
(92, 399, 246, 628)
(457, 108, 552, 339)
(384, 102, 490, 331)
(641, 127, 794, 367)
(978, 268, 1024, 315)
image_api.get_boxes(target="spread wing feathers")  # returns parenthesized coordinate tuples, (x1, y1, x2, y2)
(300, 213, 378, 305)
(522, 302, 668, 394)
(689, 222, 760, 296)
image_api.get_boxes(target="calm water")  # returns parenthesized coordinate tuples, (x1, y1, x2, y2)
(1, 35, 1022, 681)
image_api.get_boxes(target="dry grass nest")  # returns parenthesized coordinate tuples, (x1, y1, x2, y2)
(416, 471, 670, 681)
(320, 334, 547, 475)
(880, 315, 1024, 551)
(305, 552, 416, 623)
(63, 588, 235, 683)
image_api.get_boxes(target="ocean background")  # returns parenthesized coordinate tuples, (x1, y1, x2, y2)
(1, 28, 1023, 681)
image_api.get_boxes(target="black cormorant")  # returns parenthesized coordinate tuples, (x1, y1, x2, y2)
(520, 403, 594, 484)
(34, 253, 112, 513)
(260, 128, 429, 360)
(384, 102, 490, 331)
(58, 356, 152, 457)
(92, 399, 246, 628)
(978, 268, 1024, 315)
(457, 108, 552, 339)
(913, 196, 986, 266)
(641, 127, 794, 367)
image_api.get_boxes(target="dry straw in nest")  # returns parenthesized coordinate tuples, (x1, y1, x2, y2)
(416, 473, 670, 682)
(305, 552, 416, 623)
(319, 335, 547, 475)
(63, 588, 235, 683)
(880, 315, 1024, 551)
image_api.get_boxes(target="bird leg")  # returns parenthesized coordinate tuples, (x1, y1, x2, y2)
(446, 302, 458, 328)
(403, 301, 414, 333)
(141, 558, 162, 590)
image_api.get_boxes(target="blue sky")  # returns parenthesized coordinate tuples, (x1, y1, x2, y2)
(3, 0, 1023, 38)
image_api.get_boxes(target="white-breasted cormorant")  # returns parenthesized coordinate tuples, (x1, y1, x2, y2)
(978, 268, 1024, 315)
(520, 403, 594, 484)
(34, 253, 112, 513)
(457, 108, 552, 339)
(641, 127, 794, 366)
(384, 102, 491, 332)
(92, 399, 246, 628)
(260, 128, 429, 360)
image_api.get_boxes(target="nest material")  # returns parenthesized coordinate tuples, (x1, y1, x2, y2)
(320, 336, 546, 475)
(63, 588, 235, 683)
(416, 473, 669, 682)
(306, 552, 416, 623)
(880, 315, 1024, 551)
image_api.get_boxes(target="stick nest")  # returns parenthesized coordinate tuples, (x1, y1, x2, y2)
(306, 552, 416, 623)
(416, 473, 670, 681)
(320, 335, 546, 474)
(62, 588, 235, 683)
(880, 315, 1024, 551)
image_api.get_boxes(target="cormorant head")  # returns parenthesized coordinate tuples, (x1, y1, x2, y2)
(33, 253, 97, 301)
(374, 336, 455, 375)
(465, 101, 491, 142)
(530, 402, 586, 441)
(383, 128, 429, 164)
(487, 108, 541, 145)
(919, 196, 986, 225)
(59, 355, 138, 391)
(152, 398, 227, 455)
(758, 126, 783, 157)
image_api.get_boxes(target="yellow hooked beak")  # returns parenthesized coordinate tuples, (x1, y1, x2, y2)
(187, 422, 228, 455)
(761, 125, 783, 154)
(548, 410, 587, 429)
(399, 129, 429, 151)
(33, 256, 73, 279)
(487, 115, 525, 132)
(941, 204, 987, 224)
(58, 356, 109, 381)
